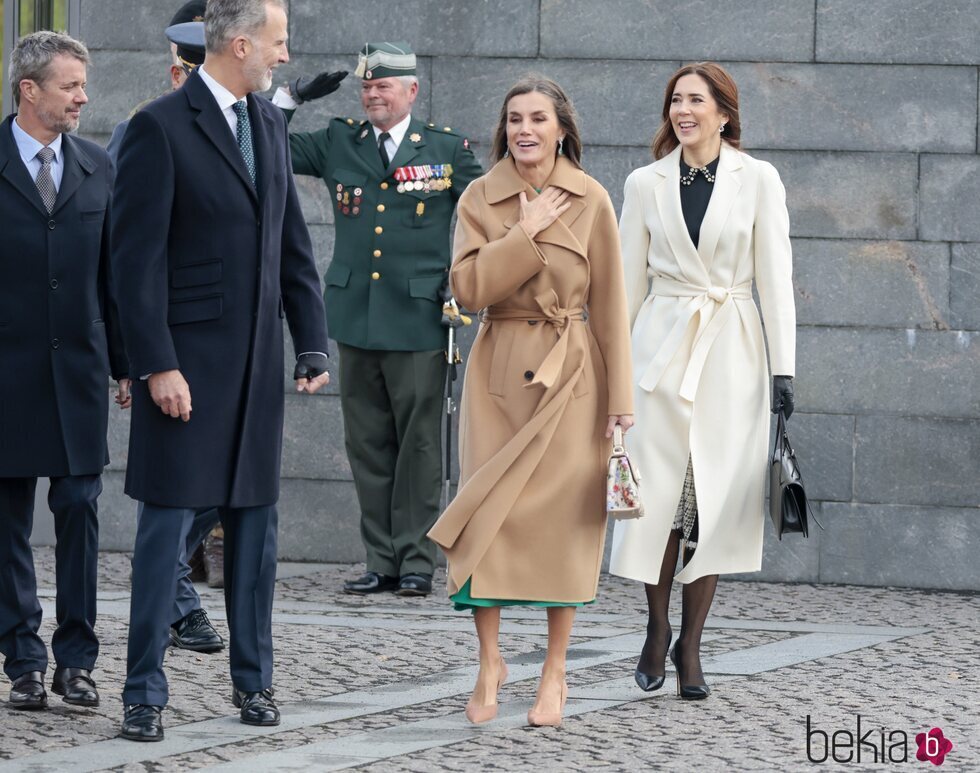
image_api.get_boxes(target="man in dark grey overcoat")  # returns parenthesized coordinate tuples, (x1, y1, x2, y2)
(0, 31, 129, 712)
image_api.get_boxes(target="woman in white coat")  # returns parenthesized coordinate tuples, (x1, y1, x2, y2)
(609, 63, 796, 699)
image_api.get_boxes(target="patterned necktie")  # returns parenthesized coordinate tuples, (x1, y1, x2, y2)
(35, 147, 57, 213)
(378, 131, 391, 168)
(232, 100, 256, 185)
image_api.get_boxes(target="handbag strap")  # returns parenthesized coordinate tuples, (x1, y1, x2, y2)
(613, 424, 625, 452)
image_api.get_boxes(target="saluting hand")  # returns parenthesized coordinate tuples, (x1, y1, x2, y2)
(518, 187, 571, 239)
(148, 369, 192, 422)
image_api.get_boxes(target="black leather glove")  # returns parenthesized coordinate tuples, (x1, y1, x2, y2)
(289, 70, 348, 103)
(294, 352, 329, 380)
(771, 375, 795, 419)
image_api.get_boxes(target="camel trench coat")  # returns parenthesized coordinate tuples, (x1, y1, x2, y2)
(609, 144, 796, 584)
(427, 156, 633, 602)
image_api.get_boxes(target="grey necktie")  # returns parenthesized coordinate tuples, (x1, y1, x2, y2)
(35, 147, 57, 213)
(232, 100, 256, 184)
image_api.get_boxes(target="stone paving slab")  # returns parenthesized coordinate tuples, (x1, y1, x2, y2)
(2, 549, 978, 771)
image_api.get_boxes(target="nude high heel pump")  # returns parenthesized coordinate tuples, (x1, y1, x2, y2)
(465, 658, 508, 724)
(527, 680, 568, 727)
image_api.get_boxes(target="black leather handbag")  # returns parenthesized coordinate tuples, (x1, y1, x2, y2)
(769, 410, 817, 539)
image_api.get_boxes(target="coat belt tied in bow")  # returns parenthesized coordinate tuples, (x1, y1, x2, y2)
(638, 276, 753, 401)
(484, 290, 586, 390)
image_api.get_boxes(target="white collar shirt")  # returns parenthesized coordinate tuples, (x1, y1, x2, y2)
(11, 116, 65, 190)
(372, 113, 412, 164)
(198, 65, 243, 139)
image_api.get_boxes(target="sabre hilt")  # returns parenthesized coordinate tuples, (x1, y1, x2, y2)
(441, 297, 472, 329)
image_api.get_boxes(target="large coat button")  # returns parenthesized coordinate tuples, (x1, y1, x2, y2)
(524, 370, 534, 380)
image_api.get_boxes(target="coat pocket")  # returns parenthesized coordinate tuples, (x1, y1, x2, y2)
(324, 262, 351, 288)
(402, 188, 442, 228)
(79, 209, 105, 222)
(332, 168, 367, 188)
(168, 294, 223, 326)
(408, 273, 445, 303)
(171, 260, 222, 289)
(487, 324, 516, 397)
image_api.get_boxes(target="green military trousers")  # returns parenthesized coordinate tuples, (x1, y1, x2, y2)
(338, 344, 447, 577)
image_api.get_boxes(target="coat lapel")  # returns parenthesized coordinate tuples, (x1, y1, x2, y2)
(51, 134, 94, 215)
(0, 116, 49, 216)
(354, 120, 386, 176)
(696, 143, 742, 273)
(249, 94, 277, 203)
(652, 146, 709, 286)
(493, 157, 588, 260)
(386, 117, 426, 172)
(185, 73, 257, 201)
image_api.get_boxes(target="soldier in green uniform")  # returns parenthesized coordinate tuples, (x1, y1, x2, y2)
(273, 42, 483, 597)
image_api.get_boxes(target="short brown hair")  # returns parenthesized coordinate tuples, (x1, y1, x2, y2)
(489, 74, 583, 169)
(652, 62, 741, 160)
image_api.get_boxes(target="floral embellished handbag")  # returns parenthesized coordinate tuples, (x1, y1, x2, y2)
(606, 425, 644, 520)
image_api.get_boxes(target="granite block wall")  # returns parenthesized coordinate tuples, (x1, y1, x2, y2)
(35, 0, 976, 590)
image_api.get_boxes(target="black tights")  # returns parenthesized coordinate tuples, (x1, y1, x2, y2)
(637, 530, 718, 684)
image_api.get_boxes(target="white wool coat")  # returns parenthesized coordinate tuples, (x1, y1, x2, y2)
(609, 143, 796, 584)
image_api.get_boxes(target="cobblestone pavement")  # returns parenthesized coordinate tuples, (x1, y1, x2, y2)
(1, 548, 977, 771)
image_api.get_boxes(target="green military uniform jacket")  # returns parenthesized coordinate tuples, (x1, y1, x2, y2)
(286, 113, 483, 351)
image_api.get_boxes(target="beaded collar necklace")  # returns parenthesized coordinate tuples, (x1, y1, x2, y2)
(680, 156, 720, 186)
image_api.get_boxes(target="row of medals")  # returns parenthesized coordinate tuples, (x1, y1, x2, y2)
(396, 177, 452, 193)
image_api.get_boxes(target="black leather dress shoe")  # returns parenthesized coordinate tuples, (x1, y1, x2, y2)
(120, 704, 164, 742)
(9, 671, 47, 710)
(395, 573, 432, 597)
(343, 571, 398, 595)
(170, 609, 224, 653)
(52, 667, 99, 707)
(232, 687, 280, 726)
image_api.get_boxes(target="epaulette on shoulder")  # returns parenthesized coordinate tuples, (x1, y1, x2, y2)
(332, 116, 363, 129)
(425, 122, 464, 138)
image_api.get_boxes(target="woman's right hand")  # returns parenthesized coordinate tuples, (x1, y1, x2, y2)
(518, 187, 571, 239)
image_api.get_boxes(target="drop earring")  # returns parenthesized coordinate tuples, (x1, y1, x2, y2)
(557, 137, 564, 156)
(719, 123, 726, 134)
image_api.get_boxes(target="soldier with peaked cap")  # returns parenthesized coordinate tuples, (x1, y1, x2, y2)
(273, 42, 483, 597)
(105, 3, 227, 658)
(106, 0, 207, 164)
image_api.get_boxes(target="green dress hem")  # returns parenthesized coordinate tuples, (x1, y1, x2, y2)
(450, 578, 595, 613)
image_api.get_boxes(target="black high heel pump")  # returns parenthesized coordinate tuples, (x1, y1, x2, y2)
(634, 628, 672, 692)
(669, 640, 710, 700)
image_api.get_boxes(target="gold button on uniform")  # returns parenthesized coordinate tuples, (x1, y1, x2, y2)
(380, 182, 389, 190)
(371, 272, 380, 280)
(373, 249, 382, 258)
(377, 204, 385, 213)
(374, 226, 383, 234)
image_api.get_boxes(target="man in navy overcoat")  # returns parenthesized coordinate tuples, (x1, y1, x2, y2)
(111, 0, 330, 741)
(0, 31, 129, 712)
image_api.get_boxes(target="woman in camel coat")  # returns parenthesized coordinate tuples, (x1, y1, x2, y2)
(609, 63, 796, 700)
(428, 75, 633, 728)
